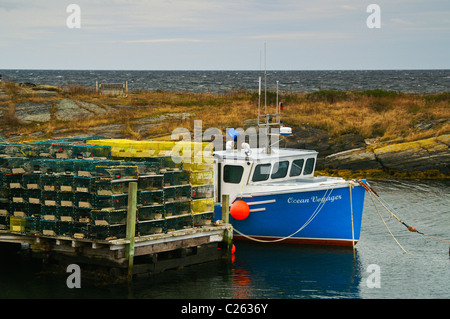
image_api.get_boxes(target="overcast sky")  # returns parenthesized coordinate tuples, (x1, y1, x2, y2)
(1, 0, 449, 70)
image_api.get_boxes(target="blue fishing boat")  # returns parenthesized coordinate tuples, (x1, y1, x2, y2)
(213, 78, 366, 246)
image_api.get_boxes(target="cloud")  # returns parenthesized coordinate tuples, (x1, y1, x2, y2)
(390, 18, 414, 26)
(124, 38, 206, 44)
(248, 32, 351, 40)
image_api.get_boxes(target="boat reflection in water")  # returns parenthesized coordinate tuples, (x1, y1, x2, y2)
(230, 241, 362, 299)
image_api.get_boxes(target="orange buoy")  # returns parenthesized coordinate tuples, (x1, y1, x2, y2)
(230, 200, 250, 220)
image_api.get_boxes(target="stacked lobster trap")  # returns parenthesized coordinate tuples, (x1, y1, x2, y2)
(0, 138, 216, 241)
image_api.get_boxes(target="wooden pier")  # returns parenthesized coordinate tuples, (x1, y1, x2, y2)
(0, 223, 232, 282)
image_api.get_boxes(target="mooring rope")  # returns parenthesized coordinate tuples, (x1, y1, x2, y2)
(367, 189, 408, 254)
(232, 186, 334, 243)
(357, 180, 450, 245)
(349, 181, 356, 256)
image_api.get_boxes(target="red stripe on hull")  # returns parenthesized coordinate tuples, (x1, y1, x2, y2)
(233, 235, 358, 247)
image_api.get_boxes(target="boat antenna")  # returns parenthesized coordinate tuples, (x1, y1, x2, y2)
(264, 42, 267, 117)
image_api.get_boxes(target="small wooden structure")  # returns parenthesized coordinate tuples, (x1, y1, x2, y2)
(96, 82, 128, 96)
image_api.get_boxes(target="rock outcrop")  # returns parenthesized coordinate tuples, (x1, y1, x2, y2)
(323, 135, 449, 174)
(15, 102, 52, 123)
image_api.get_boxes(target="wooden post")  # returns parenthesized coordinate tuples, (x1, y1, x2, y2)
(221, 194, 229, 224)
(221, 194, 232, 258)
(126, 181, 137, 280)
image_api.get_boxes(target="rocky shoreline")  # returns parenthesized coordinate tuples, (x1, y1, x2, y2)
(285, 125, 449, 179)
(1, 83, 448, 179)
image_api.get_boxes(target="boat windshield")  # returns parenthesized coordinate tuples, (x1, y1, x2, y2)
(271, 161, 289, 179)
(250, 157, 316, 183)
(223, 165, 244, 183)
(304, 158, 315, 175)
(289, 159, 304, 177)
(252, 163, 271, 182)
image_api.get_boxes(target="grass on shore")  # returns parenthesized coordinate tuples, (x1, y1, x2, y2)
(0, 82, 449, 143)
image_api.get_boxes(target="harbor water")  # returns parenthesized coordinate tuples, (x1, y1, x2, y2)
(0, 179, 448, 299)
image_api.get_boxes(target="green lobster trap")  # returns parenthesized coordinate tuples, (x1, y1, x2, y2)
(163, 185, 192, 202)
(10, 201, 29, 217)
(137, 174, 164, 191)
(41, 206, 58, 220)
(165, 214, 193, 232)
(95, 178, 136, 195)
(137, 204, 165, 221)
(74, 193, 94, 209)
(193, 211, 215, 226)
(57, 206, 75, 222)
(58, 220, 74, 237)
(143, 156, 183, 173)
(89, 224, 127, 240)
(73, 207, 92, 223)
(164, 200, 191, 217)
(22, 173, 41, 190)
(57, 174, 75, 192)
(0, 214, 8, 230)
(58, 192, 75, 207)
(91, 209, 127, 225)
(73, 175, 95, 193)
(5, 173, 25, 189)
(0, 142, 35, 157)
(191, 185, 214, 199)
(9, 187, 26, 204)
(0, 200, 10, 216)
(163, 170, 190, 187)
(95, 194, 128, 211)
(27, 203, 41, 216)
(137, 219, 165, 236)
(122, 161, 161, 175)
(0, 157, 28, 174)
(39, 219, 59, 236)
(138, 190, 163, 206)
(39, 159, 75, 175)
(71, 221, 90, 239)
(40, 174, 58, 192)
(42, 191, 58, 206)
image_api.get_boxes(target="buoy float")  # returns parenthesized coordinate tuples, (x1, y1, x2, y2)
(230, 200, 250, 220)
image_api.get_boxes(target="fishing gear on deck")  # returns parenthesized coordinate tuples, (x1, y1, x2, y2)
(357, 180, 450, 245)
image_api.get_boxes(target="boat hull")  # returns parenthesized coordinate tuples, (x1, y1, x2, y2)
(214, 183, 365, 246)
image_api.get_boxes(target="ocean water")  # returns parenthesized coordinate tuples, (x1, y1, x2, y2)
(0, 69, 449, 93)
(0, 179, 448, 300)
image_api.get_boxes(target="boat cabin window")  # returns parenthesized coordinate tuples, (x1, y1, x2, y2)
(304, 158, 315, 175)
(223, 165, 244, 184)
(271, 161, 289, 179)
(289, 159, 304, 177)
(252, 163, 271, 182)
